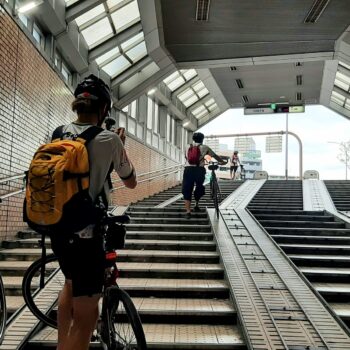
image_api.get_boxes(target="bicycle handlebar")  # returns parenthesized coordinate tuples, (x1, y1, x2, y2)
(103, 215, 130, 225)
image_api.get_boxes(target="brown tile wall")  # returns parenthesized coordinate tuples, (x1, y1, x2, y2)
(0, 8, 181, 240)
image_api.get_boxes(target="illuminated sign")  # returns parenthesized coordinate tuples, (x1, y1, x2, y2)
(244, 105, 305, 115)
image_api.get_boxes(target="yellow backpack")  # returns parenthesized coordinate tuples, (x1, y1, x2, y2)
(24, 125, 104, 235)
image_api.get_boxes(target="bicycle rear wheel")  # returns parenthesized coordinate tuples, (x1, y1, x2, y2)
(22, 254, 61, 328)
(0, 275, 7, 344)
(104, 287, 147, 350)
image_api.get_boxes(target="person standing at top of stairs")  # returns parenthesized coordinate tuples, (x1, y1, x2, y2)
(182, 132, 226, 218)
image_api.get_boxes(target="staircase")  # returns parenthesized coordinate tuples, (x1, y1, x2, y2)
(249, 181, 350, 329)
(1, 185, 245, 348)
(324, 180, 350, 211)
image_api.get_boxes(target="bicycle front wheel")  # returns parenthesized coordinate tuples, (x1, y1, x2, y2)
(104, 287, 147, 350)
(22, 254, 62, 328)
(0, 275, 7, 345)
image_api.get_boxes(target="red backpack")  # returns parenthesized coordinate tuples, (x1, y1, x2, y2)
(187, 144, 201, 165)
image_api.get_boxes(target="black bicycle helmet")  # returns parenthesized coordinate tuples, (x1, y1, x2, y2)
(74, 74, 112, 112)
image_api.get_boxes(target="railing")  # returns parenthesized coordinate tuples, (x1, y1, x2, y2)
(0, 165, 184, 202)
(111, 164, 183, 191)
(0, 173, 26, 203)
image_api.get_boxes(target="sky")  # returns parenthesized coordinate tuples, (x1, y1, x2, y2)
(198, 105, 350, 180)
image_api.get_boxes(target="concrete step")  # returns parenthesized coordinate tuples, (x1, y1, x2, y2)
(249, 209, 325, 216)
(280, 243, 350, 255)
(253, 214, 334, 222)
(0, 248, 220, 264)
(289, 254, 350, 268)
(313, 282, 350, 302)
(259, 220, 345, 228)
(125, 223, 212, 232)
(127, 211, 208, 218)
(265, 227, 350, 236)
(12, 239, 217, 252)
(130, 218, 210, 225)
(29, 323, 245, 349)
(300, 266, 350, 283)
(272, 234, 350, 245)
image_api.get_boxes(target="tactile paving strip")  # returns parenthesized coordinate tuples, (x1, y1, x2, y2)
(215, 180, 350, 349)
(0, 269, 64, 350)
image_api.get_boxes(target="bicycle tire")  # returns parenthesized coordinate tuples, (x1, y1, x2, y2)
(211, 175, 220, 219)
(0, 275, 7, 345)
(22, 254, 61, 328)
(104, 287, 147, 350)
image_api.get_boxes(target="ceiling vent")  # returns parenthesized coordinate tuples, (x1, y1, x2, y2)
(196, 0, 211, 21)
(295, 62, 303, 67)
(296, 92, 303, 101)
(304, 0, 330, 23)
(242, 95, 249, 104)
(236, 79, 244, 89)
(296, 75, 303, 86)
(230, 66, 237, 71)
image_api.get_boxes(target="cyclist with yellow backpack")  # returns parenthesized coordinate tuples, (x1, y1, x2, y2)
(24, 75, 137, 350)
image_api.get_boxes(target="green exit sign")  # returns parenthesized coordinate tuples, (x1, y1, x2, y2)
(270, 103, 276, 110)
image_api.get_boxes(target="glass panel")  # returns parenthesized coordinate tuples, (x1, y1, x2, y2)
(111, 1, 140, 33)
(331, 96, 344, 106)
(81, 18, 113, 47)
(183, 95, 199, 107)
(61, 64, 70, 83)
(339, 61, 350, 70)
(181, 69, 197, 81)
(65, 0, 79, 6)
(146, 129, 152, 145)
(197, 87, 209, 98)
(119, 113, 127, 128)
(192, 105, 206, 115)
(125, 41, 147, 62)
(192, 81, 205, 92)
(336, 71, 350, 84)
(208, 103, 218, 111)
(19, 14, 28, 26)
(95, 47, 120, 66)
(167, 76, 185, 91)
(137, 123, 143, 139)
(178, 88, 194, 101)
(205, 98, 215, 107)
(75, 4, 105, 27)
(332, 91, 346, 101)
(152, 134, 158, 148)
(32, 28, 41, 45)
(154, 103, 159, 133)
(107, 0, 126, 10)
(130, 100, 137, 118)
(121, 32, 144, 51)
(147, 98, 153, 129)
(102, 55, 131, 77)
(128, 118, 136, 134)
(163, 71, 179, 84)
(194, 109, 208, 119)
(335, 78, 349, 92)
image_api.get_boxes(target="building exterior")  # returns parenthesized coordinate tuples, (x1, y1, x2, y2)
(204, 138, 220, 153)
(240, 151, 263, 179)
(234, 137, 256, 154)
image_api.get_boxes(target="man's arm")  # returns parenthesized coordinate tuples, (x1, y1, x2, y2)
(206, 147, 227, 165)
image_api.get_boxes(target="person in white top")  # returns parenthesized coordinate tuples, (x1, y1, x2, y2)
(182, 132, 225, 218)
(230, 151, 240, 180)
(49, 75, 137, 350)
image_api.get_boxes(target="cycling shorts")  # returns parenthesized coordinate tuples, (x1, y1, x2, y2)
(50, 234, 105, 297)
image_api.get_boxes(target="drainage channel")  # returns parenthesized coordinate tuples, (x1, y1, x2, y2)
(213, 180, 350, 349)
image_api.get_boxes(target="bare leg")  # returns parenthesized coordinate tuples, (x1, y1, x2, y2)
(185, 200, 191, 213)
(57, 280, 73, 350)
(62, 295, 100, 350)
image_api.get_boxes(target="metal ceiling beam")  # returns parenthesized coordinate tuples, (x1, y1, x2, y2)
(88, 22, 143, 62)
(187, 94, 212, 113)
(66, 0, 105, 23)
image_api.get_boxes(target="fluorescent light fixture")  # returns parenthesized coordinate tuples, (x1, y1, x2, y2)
(147, 88, 156, 95)
(18, 1, 43, 13)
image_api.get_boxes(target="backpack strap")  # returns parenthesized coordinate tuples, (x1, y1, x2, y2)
(78, 126, 104, 146)
(51, 125, 65, 141)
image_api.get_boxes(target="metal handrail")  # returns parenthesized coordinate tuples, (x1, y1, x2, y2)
(111, 164, 183, 184)
(0, 189, 25, 203)
(0, 173, 25, 184)
(111, 168, 182, 192)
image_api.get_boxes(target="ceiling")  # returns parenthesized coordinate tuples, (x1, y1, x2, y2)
(7, 0, 350, 130)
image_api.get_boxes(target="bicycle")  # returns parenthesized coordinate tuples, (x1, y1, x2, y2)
(208, 161, 222, 219)
(240, 164, 246, 180)
(0, 274, 6, 345)
(22, 214, 147, 350)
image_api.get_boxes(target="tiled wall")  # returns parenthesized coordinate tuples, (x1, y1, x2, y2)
(0, 8, 180, 240)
